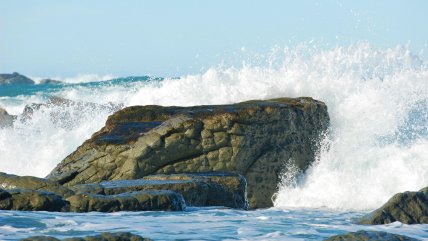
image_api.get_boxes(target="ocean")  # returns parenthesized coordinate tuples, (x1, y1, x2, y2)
(1, 43, 428, 240)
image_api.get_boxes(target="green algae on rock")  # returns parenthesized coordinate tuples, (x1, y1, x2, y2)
(47, 97, 329, 208)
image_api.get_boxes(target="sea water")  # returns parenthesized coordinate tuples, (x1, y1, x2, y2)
(1, 43, 428, 240)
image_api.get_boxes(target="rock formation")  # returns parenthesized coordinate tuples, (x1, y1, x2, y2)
(47, 97, 329, 208)
(0, 72, 34, 85)
(359, 189, 428, 225)
(72, 173, 248, 209)
(324, 230, 418, 241)
(0, 172, 247, 212)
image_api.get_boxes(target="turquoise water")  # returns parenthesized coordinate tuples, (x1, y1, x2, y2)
(1, 208, 427, 240)
(1, 44, 428, 240)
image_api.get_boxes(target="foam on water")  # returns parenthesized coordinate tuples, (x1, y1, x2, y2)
(1, 42, 427, 211)
(0, 208, 427, 240)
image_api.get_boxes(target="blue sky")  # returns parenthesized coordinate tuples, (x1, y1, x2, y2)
(1, 0, 427, 77)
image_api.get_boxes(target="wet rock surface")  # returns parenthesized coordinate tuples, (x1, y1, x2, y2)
(20, 232, 151, 241)
(359, 191, 428, 225)
(324, 230, 419, 241)
(72, 172, 248, 209)
(48, 97, 329, 208)
(0, 172, 75, 198)
(0, 188, 69, 212)
(66, 190, 185, 212)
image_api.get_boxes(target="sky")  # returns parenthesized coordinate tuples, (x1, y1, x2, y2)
(1, 0, 428, 78)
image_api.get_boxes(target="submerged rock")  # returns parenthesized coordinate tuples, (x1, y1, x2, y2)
(0, 188, 69, 212)
(359, 191, 428, 225)
(66, 190, 185, 212)
(71, 172, 248, 209)
(0, 107, 16, 128)
(0, 172, 75, 197)
(48, 97, 329, 208)
(324, 230, 418, 241)
(0, 72, 34, 85)
(39, 79, 62, 85)
(21, 232, 151, 241)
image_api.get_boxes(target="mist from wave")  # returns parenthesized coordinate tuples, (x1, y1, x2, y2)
(1, 42, 427, 211)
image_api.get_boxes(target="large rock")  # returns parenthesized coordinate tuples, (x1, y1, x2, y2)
(0, 107, 16, 127)
(324, 230, 418, 241)
(21, 232, 151, 241)
(0, 172, 75, 197)
(47, 97, 329, 208)
(66, 190, 185, 212)
(0, 188, 69, 212)
(0, 72, 34, 85)
(71, 172, 248, 209)
(359, 191, 428, 225)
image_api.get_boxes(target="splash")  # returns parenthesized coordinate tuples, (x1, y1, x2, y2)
(1, 42, 427, 210)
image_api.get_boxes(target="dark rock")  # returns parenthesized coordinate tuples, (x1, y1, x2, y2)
(39, 79, 62, 85)
(324, 230, 418, 241)
(359, 191, 428, 224)
(0, 107, 16, 127)
(21, 232, 151, 241)
(144, 173, 248, 208)
(66, 190, 185, 212)
(0, 188, 69, 211)
(0, 172, 75, 197)
(48, 97, 329, 208)
(21, 236, 60, 241)
(71, 172, 248, 209)
(0, 72, 34, 85)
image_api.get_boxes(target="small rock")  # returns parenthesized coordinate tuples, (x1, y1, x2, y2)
(359, 191, 428, 225)
(324, 230, 418, 241)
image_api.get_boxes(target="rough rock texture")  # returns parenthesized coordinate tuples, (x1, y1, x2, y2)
(0, 72, 34, 85)
(0, 107, 16, 127)
(21, 232, 151, 241)
(0, 188, 69, 211)
(48, 97, 329, 208)
(324, 230, 418, 241)
(0, 172, 75, 197)
(71, 172, 247, 208)
(66, 190, 186, 212)
(359, 191, 428, 225)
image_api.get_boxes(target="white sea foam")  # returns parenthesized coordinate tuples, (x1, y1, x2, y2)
(0, 43, 427, 211)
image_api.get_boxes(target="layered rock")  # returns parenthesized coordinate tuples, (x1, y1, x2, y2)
(21, 232, 151, 241)
(324, 230, 418, 241)
(0, 72, 34, 85)
(0, 172, 74, 197)
(48, 97, 329, 208)
(72, 173, 248, 209)
(66, 190, 186, 212)
(359, 190, 428, 225)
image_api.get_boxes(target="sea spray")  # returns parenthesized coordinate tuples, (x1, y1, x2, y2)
(1, 43, 427, 211)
